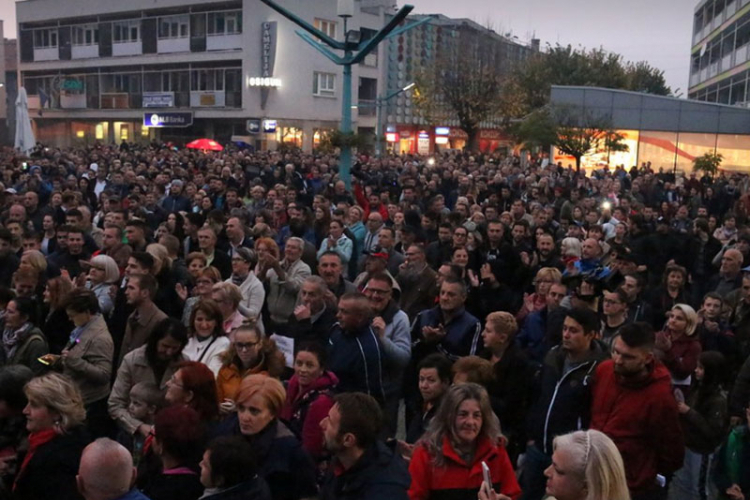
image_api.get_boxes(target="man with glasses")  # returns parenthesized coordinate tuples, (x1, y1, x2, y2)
(226, 247, 265, 332)
(601, 288, 631, 349)
(364, 272, 411, 436)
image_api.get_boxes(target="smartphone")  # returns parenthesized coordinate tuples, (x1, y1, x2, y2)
(482, 461, 491, 488)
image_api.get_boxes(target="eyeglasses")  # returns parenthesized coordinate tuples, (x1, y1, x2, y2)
(90, 266, 105, 271)
(231, 258, 248, 263)
(366, 288, 391, 296)
(235, 340, 260, 352)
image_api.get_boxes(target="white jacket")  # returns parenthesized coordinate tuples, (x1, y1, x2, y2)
(184, 335, 231, 376)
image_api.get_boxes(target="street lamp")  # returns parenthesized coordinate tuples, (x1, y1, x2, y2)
(375, 82, 416, 157)
(258, 0, 430, 189)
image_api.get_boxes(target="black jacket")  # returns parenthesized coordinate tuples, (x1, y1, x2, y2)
(320, 441, 410, 500)
(201, 477, 272, 500)
(13, 426, 91, 500)
(284, 306, 338, 343)
(527, 342, 609, 455)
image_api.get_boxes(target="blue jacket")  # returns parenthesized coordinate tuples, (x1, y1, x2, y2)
(321, 441, 410, 500)
(517, 308, 548, 363)
(328, 322, 386, 404)
(114, 489, 152, 500)
(411, 306, 482, 361)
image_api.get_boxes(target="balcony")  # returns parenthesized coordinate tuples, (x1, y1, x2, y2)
(72, 45, 99, 59)
(112, 42, 141, 57)
(357, 99, 377, 117)
(157, 38, 189, 54)
(33, 48, 58, 61)
(207, 34, 242, 51)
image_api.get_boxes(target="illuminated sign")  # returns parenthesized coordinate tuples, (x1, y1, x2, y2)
(247, 119, 261, 134)
(435, 136, 449, 145)
(435, 127, 450, 136)
(386, 133, 398, 142)
(247, 77, 282, 88)
(143, 112, 193, 128)
(263, 119, 277, 133)
(418, 131, 430, 139)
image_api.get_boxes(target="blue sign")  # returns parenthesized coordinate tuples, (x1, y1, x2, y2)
(143, 112, 193, 128)
(263, 119, 277, 133)
(435, 127, 450, 136)
(247, 119, 261, 134)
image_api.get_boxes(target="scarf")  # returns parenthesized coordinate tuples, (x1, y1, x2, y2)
(231, 273, 247, 286)
(13, 428, 58, 491)
(2, 322, 33, 361)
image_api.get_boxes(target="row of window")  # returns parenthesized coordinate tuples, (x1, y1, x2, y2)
(31, 11, 243, 49)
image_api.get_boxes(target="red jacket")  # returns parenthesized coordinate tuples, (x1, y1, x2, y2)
(655, 331, 702, 382)
(354, 184, 390, 222)
(590, 360, 685, 496)
(408, 435, 520, 500)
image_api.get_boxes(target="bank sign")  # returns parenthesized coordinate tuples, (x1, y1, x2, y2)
(143, 112, 193, 128)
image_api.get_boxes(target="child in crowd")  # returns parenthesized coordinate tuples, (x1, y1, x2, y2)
(117, 381, 163, 465)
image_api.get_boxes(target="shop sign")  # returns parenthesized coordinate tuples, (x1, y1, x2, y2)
(143, 112, 193, 128)
(259, 22, 278, 109)
(142, 92, 174, 108)
(479, 129, 503, 140)
(435, 136, 449, 145)
(417, 131, 430, 155)
(247, 119, 261, 134)
(449, 128, 468, 139)
(435, 126, 450, 136)
(386, 132, 398, 142)
(263, 119, 277, 133)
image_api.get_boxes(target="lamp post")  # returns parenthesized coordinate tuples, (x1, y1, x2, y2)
(258, 0, 430, 189)
(375, 82, 415, 157)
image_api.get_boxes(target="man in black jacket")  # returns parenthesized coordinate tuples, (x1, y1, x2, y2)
(285, 276, 337, 343)
(320, 393, 410, 500)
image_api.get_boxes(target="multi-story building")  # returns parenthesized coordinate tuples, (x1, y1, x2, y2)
(16, 0, 393, 149)
(688, 0, 750, 105)
(382, 14, 536, 154)
(4, 37, 19, 146)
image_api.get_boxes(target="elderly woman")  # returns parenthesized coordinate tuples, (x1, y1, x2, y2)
(216, 325, 285, 410)
(85, 254, 120, 316)
(41, 276, 75, 354)
(180, 266, 222, 327)
(185, 299, 231, 376)
(1, 297, 47, 374)
(409, 383, 521, 500)
(227, 247, 265, 333)
(13, 373, 91, 500)
(217, 374, 317, 500)
(40, 290, 114, 438)
(211, 282, 245, 338)
(516, 267, 562, 322)
(656, 304, 702, 396)
(109, 319, 188, 440)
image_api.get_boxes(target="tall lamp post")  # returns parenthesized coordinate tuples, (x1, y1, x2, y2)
(258, 0, 430, 189)
(375, 82, 415, 157)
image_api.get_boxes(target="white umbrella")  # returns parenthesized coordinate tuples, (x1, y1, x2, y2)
(14, 87, 36, 155)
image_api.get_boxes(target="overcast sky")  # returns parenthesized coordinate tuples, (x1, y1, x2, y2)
(409, 0, 694, 96)
(0, 0, 695, 93)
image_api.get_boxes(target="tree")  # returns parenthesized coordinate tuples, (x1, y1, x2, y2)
(693, 152, 723, 178)
(506, 44, 672, 117)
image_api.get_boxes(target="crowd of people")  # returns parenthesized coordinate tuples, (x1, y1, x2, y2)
(0, 141, 748, 500)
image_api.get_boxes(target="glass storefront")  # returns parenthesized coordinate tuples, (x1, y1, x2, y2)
(553, 129, 750, 174)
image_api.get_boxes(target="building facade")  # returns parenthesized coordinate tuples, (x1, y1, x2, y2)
(688, 0, 750, 105)
(551, 86, 750, 173)
(16, 0, 393, 150)
(4, 37, 18, 146)
(382, 14, 536, 155)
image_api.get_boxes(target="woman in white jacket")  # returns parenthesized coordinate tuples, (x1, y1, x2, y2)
(184, 298, 231, 376)
(226, 247, 265, 334)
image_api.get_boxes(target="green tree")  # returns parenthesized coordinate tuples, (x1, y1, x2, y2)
(693, 152, 723, 178)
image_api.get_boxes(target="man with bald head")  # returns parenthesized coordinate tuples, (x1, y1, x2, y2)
(77, 438, 149, 500)
(327, 292, 385, 404)
(711, 247, 744, 298)
(564, 237, 611, 280)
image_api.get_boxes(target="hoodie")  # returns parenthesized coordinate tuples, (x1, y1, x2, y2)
(590, 360, 685, 496)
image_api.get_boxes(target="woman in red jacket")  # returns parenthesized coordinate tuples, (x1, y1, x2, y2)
(408, 383, 521, 500)
(655, 304, 702, 397)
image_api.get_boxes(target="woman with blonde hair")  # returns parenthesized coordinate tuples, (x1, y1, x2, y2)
(85, 254, 120, 315)
(516, 267, 563, 322)
(655, 303, 702, 396)
(41, 276, 75, 354)
(211, 282, 245, 338)
(537, 429, 630, 500)
(217, 374, 317, 500)
(13, 373, 91, 500)
(409, 383, 521, 500)
(146, 243, 181, 318)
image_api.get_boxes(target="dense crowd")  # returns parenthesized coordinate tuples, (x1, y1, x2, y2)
(0, 142, 748, 500)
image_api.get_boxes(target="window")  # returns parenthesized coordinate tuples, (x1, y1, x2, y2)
(314, 19, 337, 39)
(113, 20, 140, 43)
(33, 28, 58, 49)
(208, 11, 242, 35)
(313, 72, 336, 97)
(73, 25, 99, 46)
(191, 69, 224, 91)
(159, 15, 189, 39)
